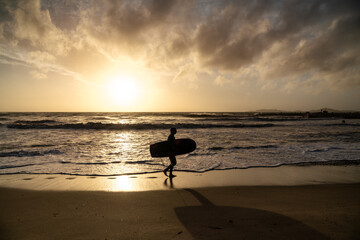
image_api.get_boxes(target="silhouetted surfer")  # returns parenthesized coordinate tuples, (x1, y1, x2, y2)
(163, 128, 177, 178)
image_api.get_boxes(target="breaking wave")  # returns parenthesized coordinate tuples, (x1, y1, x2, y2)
(7, 122, 275, 130)
(14, 120, 58, 124)
(0, 150, 62, 158)
(208, 145, 278, 151)
(124, 160, 164, 166)
(0, 163, 39, 170)
(60, 160, 121, 165)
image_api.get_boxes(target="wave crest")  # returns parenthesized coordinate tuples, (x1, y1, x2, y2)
(7, 122, 275, 130)
(0, 150, 62, 158)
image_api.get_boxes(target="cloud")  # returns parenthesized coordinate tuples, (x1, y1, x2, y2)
(0, 0, 86, 82)
(1, 0, 70, 55)
(28, 51, 56, 65)
(105, 0, 176, 36)
(172, 63, 198, 89)
(0, 0, 359, 92)
(0, 42, 84, 83)
(79, 0, 184, 61)
(192, 1, 274, 70)
(193, 1, 359, 70)
(30, 70, 47, 79)
(192, 0, 359, 90)
(259, 5, 360, 91)
(214, 75, 232, 86)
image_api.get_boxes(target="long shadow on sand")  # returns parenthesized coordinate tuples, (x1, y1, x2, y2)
(175, 189, 329, 240)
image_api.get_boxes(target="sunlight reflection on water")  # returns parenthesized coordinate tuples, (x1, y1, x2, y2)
(106, 131, 148, 175)
(111, 132, 132, 153)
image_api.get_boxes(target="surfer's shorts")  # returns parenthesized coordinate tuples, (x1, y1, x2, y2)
(169, 156, 177, 166)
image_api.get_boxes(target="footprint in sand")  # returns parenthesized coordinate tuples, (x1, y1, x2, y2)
(66, 177, 76, 180)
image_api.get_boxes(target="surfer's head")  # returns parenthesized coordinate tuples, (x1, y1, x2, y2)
(170, 127, 177, 135)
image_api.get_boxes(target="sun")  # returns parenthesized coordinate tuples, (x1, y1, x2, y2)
(106, 75, 139, 106)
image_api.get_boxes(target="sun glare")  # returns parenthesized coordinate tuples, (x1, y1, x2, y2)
(106, 75, 138, 106)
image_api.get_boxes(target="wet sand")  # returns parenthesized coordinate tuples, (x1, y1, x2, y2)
(0, 166, 360, 239)
(1, 165, 360, 191)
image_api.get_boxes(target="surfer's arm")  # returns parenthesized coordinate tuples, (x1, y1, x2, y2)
(168, 136, 176, 156)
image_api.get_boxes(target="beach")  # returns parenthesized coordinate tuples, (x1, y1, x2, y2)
(1, 0, 360, 238)
(1, 165, 360, 240)
(1, 112, 359, 239)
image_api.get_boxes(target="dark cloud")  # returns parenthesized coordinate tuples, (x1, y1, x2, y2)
(275, 14, 360, 75)
(187, 0, 360, 89)
(168, 35, 191, 58)
(262, 4, 360, 90)
(194, 4, 239, 58)
(195, 0, 360, 71)
(102, 0, 178, 43)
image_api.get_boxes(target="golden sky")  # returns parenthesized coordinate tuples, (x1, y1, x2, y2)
(0, 0, 359, 112)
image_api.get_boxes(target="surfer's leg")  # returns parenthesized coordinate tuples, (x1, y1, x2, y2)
(169, 165, 174, 177)
(164, 156, 174, 176)
(163, 167, 168, 176)
(163, 164, 170, 176)
(171, 156, 177, 167)
(169, 156, 176, 177)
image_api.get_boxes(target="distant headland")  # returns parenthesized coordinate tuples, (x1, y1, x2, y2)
(254, 108, 360, 119)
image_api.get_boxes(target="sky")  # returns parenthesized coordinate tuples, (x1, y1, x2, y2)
(0, 0, 359, 112)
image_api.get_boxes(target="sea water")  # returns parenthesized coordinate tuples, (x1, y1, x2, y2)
(0, 112, 359, 176)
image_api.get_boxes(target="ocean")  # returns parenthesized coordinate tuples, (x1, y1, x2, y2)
(0, 112, 359, 176)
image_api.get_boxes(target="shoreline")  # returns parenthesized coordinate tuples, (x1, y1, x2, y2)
(1, 165, 360, 192)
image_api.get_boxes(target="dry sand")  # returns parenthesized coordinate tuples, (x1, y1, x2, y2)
(0, 166, 360, 239)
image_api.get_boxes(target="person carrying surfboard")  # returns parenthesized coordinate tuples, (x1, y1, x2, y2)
(163, 127, 177, 177)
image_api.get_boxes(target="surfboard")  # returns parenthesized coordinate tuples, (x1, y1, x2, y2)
(150, 138, 196, 158)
